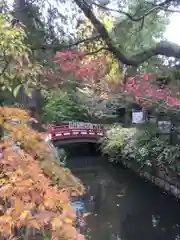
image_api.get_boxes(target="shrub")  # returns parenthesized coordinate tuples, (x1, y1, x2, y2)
(101, 124, 137, 162)
(101, 122, 180, 174)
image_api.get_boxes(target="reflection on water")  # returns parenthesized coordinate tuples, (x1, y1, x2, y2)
(72, 163, 180, 240)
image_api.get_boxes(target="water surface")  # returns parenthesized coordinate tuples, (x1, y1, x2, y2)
(73, 162, 180, 240)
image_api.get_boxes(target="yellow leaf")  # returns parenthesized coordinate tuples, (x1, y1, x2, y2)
(44, 199, 54, 208)
(61, 203, 71, 208)
(64, 217, 73, 224)
(39, 204, 45, 210)
(19, 210, 30, 220)
(51, 217, 62, 230)
(0, 178, 7, 183)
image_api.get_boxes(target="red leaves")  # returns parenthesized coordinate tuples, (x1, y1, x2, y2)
(54, 50, 108, 81)
(54, 50, 180, 109)
(125, 74, 180, 108)
(54, 50, 180, 110)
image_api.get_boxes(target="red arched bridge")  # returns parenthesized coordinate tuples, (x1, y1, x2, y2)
(48, 121, 104, 145)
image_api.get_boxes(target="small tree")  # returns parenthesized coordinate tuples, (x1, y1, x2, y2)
(0, 107, 85, 239)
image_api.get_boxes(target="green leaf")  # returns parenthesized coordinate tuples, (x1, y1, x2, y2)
(13, 84, 22, 97)
(24, 85, 32, 97)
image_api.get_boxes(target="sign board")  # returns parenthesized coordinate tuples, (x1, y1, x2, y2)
(132, 111, 144, 124)
(68, 121, 102, 130)
(158, 121, 171, 133)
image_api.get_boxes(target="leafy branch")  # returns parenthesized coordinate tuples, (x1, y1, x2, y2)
(92, 0, 180, 21)
(32, 35, 101, 51)
(72, 0, 180, 66)
(0, 54, 10, 77)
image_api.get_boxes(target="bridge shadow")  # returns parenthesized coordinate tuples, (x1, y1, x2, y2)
(61, 142, 101, 158)
(55, 142, 102, 169)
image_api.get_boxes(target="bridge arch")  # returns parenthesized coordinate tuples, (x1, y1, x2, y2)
(48, 121, 104, 145)
(48, 121, 104, 168)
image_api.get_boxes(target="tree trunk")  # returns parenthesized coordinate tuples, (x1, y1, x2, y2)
(13, 0, 41, 110)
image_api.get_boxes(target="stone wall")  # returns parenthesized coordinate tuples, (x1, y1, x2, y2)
(118, 158, 180, 199)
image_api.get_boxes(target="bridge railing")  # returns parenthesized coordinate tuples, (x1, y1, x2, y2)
(48, 121, 104, 141)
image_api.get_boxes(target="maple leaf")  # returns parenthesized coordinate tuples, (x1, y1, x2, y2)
(19, 210, 30, 221)
(0, 183, 13, 198)
(0, 216, 13, 236)
(51, 217, 62, 230)
(27, 218, 41, 229)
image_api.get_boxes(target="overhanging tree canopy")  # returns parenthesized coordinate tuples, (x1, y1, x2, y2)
(5, 0, 180, 67)
(73, 0, 180, 66)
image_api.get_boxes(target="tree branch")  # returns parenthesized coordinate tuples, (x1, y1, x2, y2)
(132, 41, 180, 64)
(84, 47, 109, 56)
(91, 0, 180, 22)
(91, 2, 158, 22)
(66, 35, 101, 48)
(32, 35, 101, 51)
(74, 0, 180, 66)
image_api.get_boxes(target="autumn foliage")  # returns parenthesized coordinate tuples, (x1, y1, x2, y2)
(54, 50, 121, 98)
(54, 50, 180, 108)
(125, 74, 180, 107)
(55, 49, 180, 108)
(54, 50, 108, 80)
(0, 107, 85, 240)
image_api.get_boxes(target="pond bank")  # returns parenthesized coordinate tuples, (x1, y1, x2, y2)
(114, 158, 180, 200)
(65, 141, 180, 200)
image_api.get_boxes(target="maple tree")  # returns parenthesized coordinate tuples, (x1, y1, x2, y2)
(0, 107, 85, 240)
(55, 49, 180, 110)
(54, 50, 121, 119)
(54, 50, 121, 97)
(55, 50, 107, 78)
(124, 74, 180, 108)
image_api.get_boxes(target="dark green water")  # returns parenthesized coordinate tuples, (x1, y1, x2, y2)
(73, 163, 180, 240)
(57, 143, 180, 240)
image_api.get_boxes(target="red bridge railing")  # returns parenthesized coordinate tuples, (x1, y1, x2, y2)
(48, 121, 104, 141)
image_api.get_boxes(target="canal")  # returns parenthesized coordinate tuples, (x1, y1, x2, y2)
(61, 143, 180, 240)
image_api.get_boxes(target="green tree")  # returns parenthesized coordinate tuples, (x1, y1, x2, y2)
(0, 13, 41, 96)
(4, 0, 180, 67)
(41, 89, 89, 123)
(72, 0, 180, 67)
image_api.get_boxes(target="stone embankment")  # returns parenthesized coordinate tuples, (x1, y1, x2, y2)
(119, 159, 180, 199)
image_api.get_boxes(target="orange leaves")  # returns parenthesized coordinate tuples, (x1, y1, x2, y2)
(43, 198, 56, 210)
(51, 217, 62, 231)
(59, 189, 70, 203)
(0, 215, 13, 236)
(0, 107, 29, 123)
(19, 210, 30, 221)
(0, 107, 85, 240)
(52, 222, 78, 240)
(0, 107, 86, 240)
(10, 198, 26, 220)
(0, 184, 13, 199)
